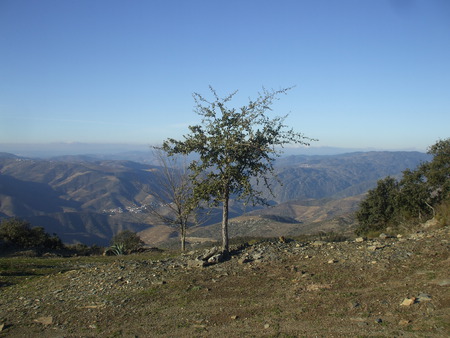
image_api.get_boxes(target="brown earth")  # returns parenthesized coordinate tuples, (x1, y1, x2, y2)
(0, 226, 449, 337)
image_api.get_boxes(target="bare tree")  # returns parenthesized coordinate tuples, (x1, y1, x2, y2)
(147, 148, 201, 251)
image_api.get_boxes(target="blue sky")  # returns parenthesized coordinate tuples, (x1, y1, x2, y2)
(1, 0, 449, 154)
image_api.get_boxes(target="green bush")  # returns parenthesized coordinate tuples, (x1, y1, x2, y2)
(0, 218, 63, 250)
(110, 230, 144, 254)
(355, 138, 450, 236)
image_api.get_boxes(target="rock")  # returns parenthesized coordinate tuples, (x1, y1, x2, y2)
(367, 244, 385, 251)
(34, 316, 53, 325)
(311, 241, 325, 247)
(201, 247, 220, 261)
(207, 253, 225, 264)
(0, 323, 4, 331)
(375, 318, 383, 324)
(230, 315, 238, 320)
(400, 298, 416, 306)
(432, 279, 450, 286)
(264, 323, 270, 329)
(187, 259, 207, 268)
(238, 256, 252, 264)
(416, 293, 432, 302)
(398, 319, 411, 326)
(328, 259, 338, 264)
(152, 280, 166, 285)
(355, 237, 365, 243)
(424, 218, 438, 228)
(306, 283, 332, 291)
(251, 252, 263, 261)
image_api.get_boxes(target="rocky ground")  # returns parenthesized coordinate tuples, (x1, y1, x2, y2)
(1, 226, 449, 337)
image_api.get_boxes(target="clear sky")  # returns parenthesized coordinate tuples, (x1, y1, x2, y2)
(1, 0, 449, 153)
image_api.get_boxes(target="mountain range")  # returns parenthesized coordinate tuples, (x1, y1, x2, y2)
(0, 151, 430, 246)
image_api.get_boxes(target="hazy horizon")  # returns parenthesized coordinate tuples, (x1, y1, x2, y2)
(0, 141, 428, 159)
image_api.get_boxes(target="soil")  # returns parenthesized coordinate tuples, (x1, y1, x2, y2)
(1, 226, 449, 337)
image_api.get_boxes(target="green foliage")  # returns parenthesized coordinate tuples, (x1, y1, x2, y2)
(107, 243, 125, 256)
(355, 138, 450, 235)
(0, 217, 63, 250)
(110, 230, 143, 254)
(435, 198, 450, 227)
(162, 86, 315, 251)
(355, 177, 399, 235)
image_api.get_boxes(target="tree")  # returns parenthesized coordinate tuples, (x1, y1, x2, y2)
(162, 87, 315, 252)
(397, 168, 430, 221)
(355, 138, 450, 235)
(0, 217, 63, 250)
(110, 230, 143, 254)
(422, 138, 450, 204)
(147, 148, 202, 251)
(355, 176, 399, 235)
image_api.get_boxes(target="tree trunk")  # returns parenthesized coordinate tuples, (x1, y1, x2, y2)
(221, 186, 230, 253)
(180, 221, 186, 251)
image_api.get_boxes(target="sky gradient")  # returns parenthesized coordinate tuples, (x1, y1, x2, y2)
(1, 0, 449, 154)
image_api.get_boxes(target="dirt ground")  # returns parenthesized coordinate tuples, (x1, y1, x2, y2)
(1, 226, 449, 337)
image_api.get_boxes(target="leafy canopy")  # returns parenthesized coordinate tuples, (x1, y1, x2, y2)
(162, 86, 316, 251)
(163, 86, 315, 207)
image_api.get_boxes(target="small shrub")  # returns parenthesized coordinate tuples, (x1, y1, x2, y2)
(106, 243, 125, 256)
(110, 230, 144, 254)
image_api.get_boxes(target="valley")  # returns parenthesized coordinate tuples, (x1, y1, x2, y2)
(0, 151, 430, 247)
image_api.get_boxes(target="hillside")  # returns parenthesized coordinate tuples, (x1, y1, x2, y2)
(0, 225, 448, 336)
(0, 151, 430, 245)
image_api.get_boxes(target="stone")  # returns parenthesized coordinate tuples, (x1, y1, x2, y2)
(230, 315, 238, 320)
(328, 259, 338, 264)
(433, 279, 450, 286)
(201, 247, 220, 261)
(398, 319, 411, 326)
(306, 283, 332, 291)
(416, 293, 432, 302)
(238, 256, 252, 264)
(312, 241, 325, 247)
(355, 237, 365, 243)
(0, 323, 4, 332)
(400, 298, 415, 306)
(152, 280, 166, 285)
(187, 259, 207, 268)
(34, 316, 53, 325)
(207, 253, 224, 264)
(264, 323, 270, 329)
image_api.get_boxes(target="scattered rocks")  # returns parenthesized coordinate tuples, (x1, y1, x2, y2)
(1, 225, 448, 337)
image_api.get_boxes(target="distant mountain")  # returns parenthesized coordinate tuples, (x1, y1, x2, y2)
(266, 151, 430, 203)
(0, 151, 430, 245)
